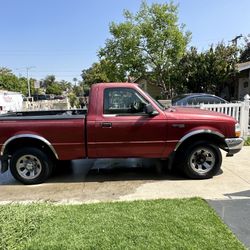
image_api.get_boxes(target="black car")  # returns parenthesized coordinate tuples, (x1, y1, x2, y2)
(172, 93, 228, 106)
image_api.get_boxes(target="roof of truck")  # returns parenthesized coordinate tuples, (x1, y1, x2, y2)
(92, 82, 138, 88)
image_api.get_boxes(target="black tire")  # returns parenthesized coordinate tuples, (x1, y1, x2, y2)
(10, 147, 53, 185)
(179, 141, 222, 179)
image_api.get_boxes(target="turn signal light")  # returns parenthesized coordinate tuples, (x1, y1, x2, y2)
(235, 123, 241, 137)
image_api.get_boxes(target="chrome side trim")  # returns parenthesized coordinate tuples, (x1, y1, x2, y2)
(1, 134, 59, 159)
(174, 129, 225, 152)
(103, 114, 116, 117)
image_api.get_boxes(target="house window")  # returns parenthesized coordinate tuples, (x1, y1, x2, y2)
(243, 81, 249, 88)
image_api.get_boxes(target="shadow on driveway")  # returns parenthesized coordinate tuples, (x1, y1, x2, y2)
(0, 158, 190, 186)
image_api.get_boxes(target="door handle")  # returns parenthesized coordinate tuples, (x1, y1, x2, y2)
(101, 122, 112, 128)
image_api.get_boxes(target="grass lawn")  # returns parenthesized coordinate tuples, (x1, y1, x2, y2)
(244, 137, 250, 146)
(0, 198, 245, 250)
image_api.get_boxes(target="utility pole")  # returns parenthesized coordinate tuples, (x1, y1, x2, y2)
(230, 34, 243, 46)
(26, 67, 34, 98)
(16, 66, 35, 97)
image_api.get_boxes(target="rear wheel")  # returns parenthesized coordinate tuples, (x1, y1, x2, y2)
(179, 141, 222, 179)
(10, 147, 53, 185)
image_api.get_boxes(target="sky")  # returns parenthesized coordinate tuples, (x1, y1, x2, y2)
(0, 0, 250, 82)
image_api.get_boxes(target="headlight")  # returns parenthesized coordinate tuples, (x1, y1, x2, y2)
(235, 123, 241, 137)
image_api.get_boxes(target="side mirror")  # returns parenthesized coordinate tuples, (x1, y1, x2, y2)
(145, 104, 158, 116)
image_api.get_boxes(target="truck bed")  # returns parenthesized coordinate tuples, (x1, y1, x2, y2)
(0, 109, 87, 160)
(0, 109, 87, 120)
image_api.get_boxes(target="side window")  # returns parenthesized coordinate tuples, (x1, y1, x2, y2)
(199, 96, 221, 104)
(187, 97, 198, 105)
(104, 88, 148, 115)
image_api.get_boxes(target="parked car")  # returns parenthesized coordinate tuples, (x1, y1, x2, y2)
(0, 83, 243, 184)
(172, 93, 228, 106)
(32, 94, 51, 101)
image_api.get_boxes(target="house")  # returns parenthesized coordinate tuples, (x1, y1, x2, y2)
(134, 76, 162, 99)
(238, 61, 250, 100)
(133, 62, 250, 101)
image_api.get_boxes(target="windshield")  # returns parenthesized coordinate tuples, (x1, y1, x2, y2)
(139, 87, 166, 110)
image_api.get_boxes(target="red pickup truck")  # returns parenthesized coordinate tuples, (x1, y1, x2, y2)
(0, 83, 244, 184)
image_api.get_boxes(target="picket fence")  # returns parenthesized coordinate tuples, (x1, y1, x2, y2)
(191, 95, 250, 139)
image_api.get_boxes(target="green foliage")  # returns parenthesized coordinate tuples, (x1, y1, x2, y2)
(45, 84, 62, 95)
(239, 36, 250, 63)
(72, 85, 83, 97)
(98, 1, 191, 97)
(0, 69, 73, 97)
(0, 67, 29, 95)
(68, 92, 79, 108)
(81, 60, 123, 86)
(60, 80, 72, 92)
(44, 75, 63, 95)
(174, 43, 239, 97)
(0, 199, 245, 250)
(244, 137, 250, 146)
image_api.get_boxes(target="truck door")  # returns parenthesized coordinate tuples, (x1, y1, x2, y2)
(88, 87, 167, 158)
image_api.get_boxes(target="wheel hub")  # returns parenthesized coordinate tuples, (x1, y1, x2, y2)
(196, 154, 206, 164)
(190, 148, 216, 174)
(16, 155, 42, 180)
(26, 162, 34, 171)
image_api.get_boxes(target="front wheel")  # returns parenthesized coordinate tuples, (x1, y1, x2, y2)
(180, 142, 222, 179)
(10, 147, 53, 185)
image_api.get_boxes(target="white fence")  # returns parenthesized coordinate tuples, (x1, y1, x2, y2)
(196, 95, 250, 139)
(22, 99, 70, 111)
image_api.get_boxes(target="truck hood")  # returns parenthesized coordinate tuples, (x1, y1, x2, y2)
(165, 106, 236, 122)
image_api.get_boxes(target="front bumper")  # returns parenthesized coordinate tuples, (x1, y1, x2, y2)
(225, 137, 244, 156)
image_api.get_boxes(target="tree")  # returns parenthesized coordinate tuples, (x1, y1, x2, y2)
(72, 85, 83, 97)
(239, 36, 250, 62)
(175, 43, 239, 99)
(44, 75, 63, 95)
(0, 67, 29, 95)
(73, 77, 78, 86)
(99, 1, 191, 98)
(81, 60, 123, 86)
(0, 67, 18, 91)
(81, 62, 108, 86)
(60, 80, 72, 91)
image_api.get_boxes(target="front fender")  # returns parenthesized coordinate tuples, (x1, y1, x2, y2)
(174, 129, 225, 152)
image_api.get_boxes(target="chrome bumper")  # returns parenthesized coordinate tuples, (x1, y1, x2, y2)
(225, 138, 244, 156)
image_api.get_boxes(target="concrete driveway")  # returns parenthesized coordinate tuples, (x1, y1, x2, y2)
(0, 147, 249, 203)
(1, 147, 250, 247)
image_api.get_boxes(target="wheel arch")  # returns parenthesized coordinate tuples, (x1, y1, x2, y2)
(1, 134, 59, 160)
(174, 129, 226, 154)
